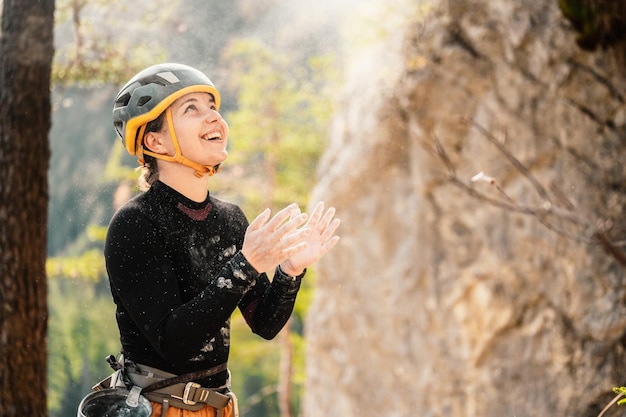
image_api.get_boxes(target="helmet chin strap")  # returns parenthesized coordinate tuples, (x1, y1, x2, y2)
(140, 107, 220, 177)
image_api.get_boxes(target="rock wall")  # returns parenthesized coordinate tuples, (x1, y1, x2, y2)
(304, 1, 626, 416)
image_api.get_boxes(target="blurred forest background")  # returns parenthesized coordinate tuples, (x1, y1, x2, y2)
(45, 0, 374, 415)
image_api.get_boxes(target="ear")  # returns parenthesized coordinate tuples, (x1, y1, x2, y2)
(143, 131, 169, 155)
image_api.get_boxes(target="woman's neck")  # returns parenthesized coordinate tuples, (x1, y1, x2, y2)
(158, 163, 210, 202)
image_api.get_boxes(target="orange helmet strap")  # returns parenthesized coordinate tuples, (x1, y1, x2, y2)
(140, 108, 219, 177)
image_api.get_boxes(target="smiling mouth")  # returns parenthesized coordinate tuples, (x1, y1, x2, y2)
(202, 132, 222, 141)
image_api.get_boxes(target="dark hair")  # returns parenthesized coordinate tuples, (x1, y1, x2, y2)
(138, 112, 165, 190)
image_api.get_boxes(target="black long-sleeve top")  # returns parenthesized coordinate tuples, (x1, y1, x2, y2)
(104, 181, 303, 387)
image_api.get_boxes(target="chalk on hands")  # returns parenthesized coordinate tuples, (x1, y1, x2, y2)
(282, 241, 308, 253)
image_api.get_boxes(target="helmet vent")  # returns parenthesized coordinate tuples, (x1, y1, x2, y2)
(114, 92, 131, 108)
(137, 96, 152, 107)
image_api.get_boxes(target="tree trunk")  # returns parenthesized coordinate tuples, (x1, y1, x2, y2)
(0, 1, 55, 416)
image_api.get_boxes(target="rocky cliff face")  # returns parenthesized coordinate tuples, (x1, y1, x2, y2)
(304, 1, 626, 416)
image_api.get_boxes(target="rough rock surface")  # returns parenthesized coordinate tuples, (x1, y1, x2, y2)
(304, 1, 626, 416)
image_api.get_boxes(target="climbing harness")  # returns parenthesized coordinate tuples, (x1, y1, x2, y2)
(78, 355, 238, 417)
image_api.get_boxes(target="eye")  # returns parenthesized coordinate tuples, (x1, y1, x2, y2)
(183, 103, 198, 114)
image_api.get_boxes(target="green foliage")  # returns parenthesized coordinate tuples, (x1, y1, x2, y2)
(229, 311, 282, 411)
(47, 228, 119, 417)
(48, 85, 121, 256)
(47, 274, 119, 417)
(290, 272, 316, 386)
(47, 247, 105, 282)
(218, 38, 337, 213)
(53, 0, 171, 86)
(614, 386, 626, 405)
(103, 141, 141, 184)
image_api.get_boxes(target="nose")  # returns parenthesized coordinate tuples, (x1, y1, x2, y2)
(207, 109, 220, 123)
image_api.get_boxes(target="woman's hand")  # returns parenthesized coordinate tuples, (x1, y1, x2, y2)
(242, 203, 311, 274)
(280, 202, 340, 276)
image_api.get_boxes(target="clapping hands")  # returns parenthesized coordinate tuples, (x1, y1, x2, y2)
(280, 202, 340, 276)
(242, 202, 340, 275)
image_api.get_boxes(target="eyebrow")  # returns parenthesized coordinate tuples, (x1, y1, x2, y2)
(175, 94, 216, 109)
(176, 97, 198, 109)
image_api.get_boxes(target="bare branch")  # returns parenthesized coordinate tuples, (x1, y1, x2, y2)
(461, 117, 553, 204)
(450, 175, 594, 244)
(596, 392, 623, 417)
(425, 132, 456, 177)
(420, 117, 626, 268)
(596, 225, 626, 267)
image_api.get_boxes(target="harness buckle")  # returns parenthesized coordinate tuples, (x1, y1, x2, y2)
(173, 382, 201, 405)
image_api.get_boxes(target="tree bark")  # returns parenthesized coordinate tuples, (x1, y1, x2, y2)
(0, 0, 55, 415)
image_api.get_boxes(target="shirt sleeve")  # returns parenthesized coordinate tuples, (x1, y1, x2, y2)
(238, 265, 306, 339)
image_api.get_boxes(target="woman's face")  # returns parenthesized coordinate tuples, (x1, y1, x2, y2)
(164, 91, 229, 167)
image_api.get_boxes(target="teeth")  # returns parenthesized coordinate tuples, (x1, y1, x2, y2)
(203, 132, 221, 141)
